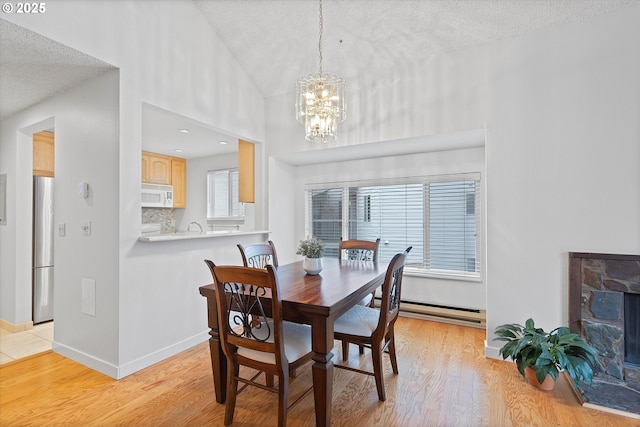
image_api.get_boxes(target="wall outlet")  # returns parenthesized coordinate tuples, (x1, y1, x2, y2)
(58, 223, 66, 237)
(81, 278, 96, 316)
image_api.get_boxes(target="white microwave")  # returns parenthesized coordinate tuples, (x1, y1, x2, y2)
(141, 184, 173, 208)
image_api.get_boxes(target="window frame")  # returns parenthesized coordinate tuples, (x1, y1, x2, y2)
(304, 173, 482, 281)
(206, 168, 245, 220)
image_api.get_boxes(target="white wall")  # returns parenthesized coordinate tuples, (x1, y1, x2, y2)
(267, 157, 298, 264)
(0, 71, 120, 365)
(2, 0, 267, 378)
(264, 6, 640, 358)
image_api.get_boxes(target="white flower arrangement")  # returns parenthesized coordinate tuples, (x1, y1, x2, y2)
(296, 238, 325, 258)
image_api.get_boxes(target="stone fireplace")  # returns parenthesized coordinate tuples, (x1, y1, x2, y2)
(568, 252, 640, 415)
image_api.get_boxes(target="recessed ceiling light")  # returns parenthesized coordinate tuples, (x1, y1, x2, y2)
(219, 140, 228, 145)
(179, 128, 190, 133)
(175, 149, 183, 153)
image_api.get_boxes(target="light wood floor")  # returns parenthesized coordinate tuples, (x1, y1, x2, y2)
(1, 317, 637, 427)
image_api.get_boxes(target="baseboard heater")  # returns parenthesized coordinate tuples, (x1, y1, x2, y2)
(375, 298, 486, 329)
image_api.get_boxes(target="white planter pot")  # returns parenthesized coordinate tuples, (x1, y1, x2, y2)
(303, 257, 323, 275)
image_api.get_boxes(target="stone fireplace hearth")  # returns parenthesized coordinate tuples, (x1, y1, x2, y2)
(568, 252, 640, 416)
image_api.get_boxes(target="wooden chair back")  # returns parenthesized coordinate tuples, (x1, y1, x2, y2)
(338, 238, 381, 262)
(376, 247, 412, 334)
(204, 261, 284, 367)
(237, 241, 279, 269)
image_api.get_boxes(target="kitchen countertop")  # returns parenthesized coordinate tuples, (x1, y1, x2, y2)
(138, 229, 270, 242)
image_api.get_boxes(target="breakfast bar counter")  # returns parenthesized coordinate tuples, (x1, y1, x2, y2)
(138, 230, 270, 242)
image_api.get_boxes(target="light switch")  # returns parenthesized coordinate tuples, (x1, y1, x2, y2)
(81, 221, 91, 236)
(58, 223, 66, 237)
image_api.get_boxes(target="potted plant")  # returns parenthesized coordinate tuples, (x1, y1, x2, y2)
(494, 318, 598, 390)
(296, 238, 325, 275)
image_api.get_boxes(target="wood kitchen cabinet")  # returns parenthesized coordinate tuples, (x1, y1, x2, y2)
(142, 151, 171, 184)
(170, 157, 186, 208)
(33, 131, 55, 177)
(142, 151, 187, 208)
(238, 139, 254, 203)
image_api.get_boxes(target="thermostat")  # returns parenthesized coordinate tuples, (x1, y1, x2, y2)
(79, 182, 89, 198)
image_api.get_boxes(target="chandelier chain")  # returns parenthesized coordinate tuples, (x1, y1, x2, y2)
(318, 0, 323, 75)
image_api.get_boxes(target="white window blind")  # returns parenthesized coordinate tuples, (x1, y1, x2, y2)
(306, 188, 343, 257)
(348, 184, 424, 266)
(427, 180, 479, 274)
(305, 173, 481, 278)
(207, 169, 244, 219)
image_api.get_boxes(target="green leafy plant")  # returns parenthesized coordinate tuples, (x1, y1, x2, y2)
(494, 318, 598, 388)
(296, 238, 325, 258)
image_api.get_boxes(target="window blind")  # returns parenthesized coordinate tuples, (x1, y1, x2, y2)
(348, 184, 424, 266)
(305, 173, 481, 278)
(307, 188, 343, 257)
(426, 180, 479, 274)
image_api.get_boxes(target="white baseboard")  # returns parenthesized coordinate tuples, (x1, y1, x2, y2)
(117, 331, 210, 379)
(53, 342, 119, 378)
(53, 330, 210, 380)
(484, 340, 506, 360)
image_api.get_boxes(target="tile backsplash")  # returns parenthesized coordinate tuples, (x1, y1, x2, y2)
(142, 208, 175, 233)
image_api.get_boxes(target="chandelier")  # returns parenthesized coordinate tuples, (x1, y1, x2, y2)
(295, 0, 346, 142)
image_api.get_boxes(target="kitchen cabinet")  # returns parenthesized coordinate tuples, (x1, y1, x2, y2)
(142, 151, 187, 208)
(33, 131, 55, 177)
(142, 151, 171, 184)
(238, 139, 254, 203)
(171, 157, 186, 208)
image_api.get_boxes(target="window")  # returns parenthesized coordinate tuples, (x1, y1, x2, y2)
(207, 168, 244, 219)
(427, 180, 478, 273)
(307, 188, 343, 257)
(305, 173, 481, 279)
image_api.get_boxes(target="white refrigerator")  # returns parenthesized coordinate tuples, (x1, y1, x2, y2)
(33, 176, 54, 323)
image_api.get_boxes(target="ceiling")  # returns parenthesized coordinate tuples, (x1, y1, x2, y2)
(0, 18, 114, 121)
(194, 0, 638, 97)
(142, 104, 238, 159)
(1, 0, 637, 157)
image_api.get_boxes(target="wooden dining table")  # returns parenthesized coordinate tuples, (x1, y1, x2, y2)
(199, 258, 388, 427)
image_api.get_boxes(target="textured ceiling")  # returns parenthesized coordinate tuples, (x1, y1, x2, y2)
(194, 0, 638, 97)
(0, 0, 638, 155)
(0, 19, 114, 120)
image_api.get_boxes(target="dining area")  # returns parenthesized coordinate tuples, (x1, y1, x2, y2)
(199, 239, 410, 427)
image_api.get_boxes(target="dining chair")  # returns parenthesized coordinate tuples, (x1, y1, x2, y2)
(237, 240, 287, 381)
(338, 238, 380, 262)
(338, 238, 381, 307)
(204, 260, 313, 427)
(238, 240, 279, 269)
(333, 246, 411, 402)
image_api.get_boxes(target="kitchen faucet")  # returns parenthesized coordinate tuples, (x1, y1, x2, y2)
(188, 221, 203, 233)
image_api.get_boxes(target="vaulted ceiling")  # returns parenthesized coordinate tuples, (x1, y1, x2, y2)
(193, 0, 637, 97)
(1, 1, 637, 156)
